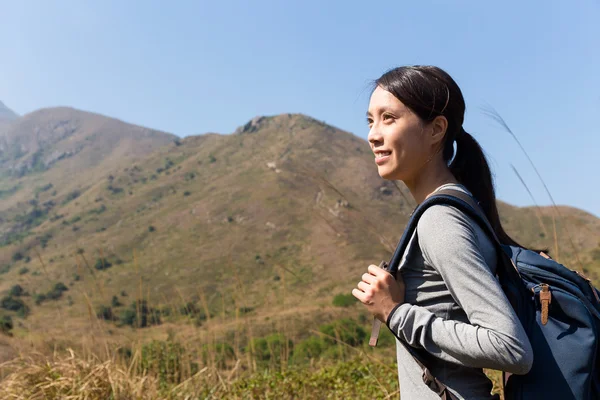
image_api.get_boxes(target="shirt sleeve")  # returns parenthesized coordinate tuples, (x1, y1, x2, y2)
(386, 204, 533, 375)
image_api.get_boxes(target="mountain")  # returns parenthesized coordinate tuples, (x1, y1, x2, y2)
(0, 101, 18, 123)
(0, 112, 597, 351)
(0, 107, 176, 178)
(0, 101, 19, 132)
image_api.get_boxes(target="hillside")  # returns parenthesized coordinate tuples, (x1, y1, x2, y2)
(0, 101, 19, 131)
(0, 111, 597, 360)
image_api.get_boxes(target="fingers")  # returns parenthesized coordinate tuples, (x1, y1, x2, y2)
(357, 281, 370, 293)
(361, 272, 376, 284)
(368, 264, 393, 282)
(367, 264, 387, 276)
(351, 288, 368, 303)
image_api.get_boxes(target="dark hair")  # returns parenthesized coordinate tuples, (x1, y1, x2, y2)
(375, 65, 522, 247)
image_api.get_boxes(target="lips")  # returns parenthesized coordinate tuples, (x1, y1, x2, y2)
(374, 150, 391, 165)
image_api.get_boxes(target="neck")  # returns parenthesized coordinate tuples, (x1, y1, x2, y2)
(404, 159, 459, 204)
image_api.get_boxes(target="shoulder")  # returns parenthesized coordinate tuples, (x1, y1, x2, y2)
(416, 204, 482, 259)
(416, 204, 477, 239)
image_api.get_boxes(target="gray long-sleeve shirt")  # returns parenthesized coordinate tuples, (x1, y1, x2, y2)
(386, 184, 533, 399)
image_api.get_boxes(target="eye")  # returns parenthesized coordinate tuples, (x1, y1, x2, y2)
(366, 117, 373, 126)
(382, 113, 395, 122)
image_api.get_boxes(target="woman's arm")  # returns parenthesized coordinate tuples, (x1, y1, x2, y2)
(386, 205, 533, 375)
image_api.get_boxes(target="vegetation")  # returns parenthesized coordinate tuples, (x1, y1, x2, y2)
(332, 293, 358, 307)
(34, 282, 69, 305)
(94, 258, 113, 270)
(1, 296, 29, 317)
(0, 113, 593, 398)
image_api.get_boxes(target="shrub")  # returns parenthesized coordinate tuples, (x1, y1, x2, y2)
(201, 342, 236, 369)
(94, 258, 112, 270)
(111, 295, 122, 308)
(246, 333, 293, 368)
(18, 267, 29, 275)
(0, 314, 13, 336)
(319, 318, 366, 347)
(183, 191, 191, 196)
(63, 190, 80, 204)
(140, 340, 198, 387)
(12, 251, 24, 262)
(9, 285, 25, 297)
(34, 294, 46, 305)
(291, 336, 327, 364)
(107, 185, 124, 195)
(37, 232, 52, 248)
(119, 300, 161, 328)
(96, 305, 116, 321)
(1, 296, 29, 316)
(45, 282, 68, 300)
(148, 226, 156, 232)
(332, 293, 357, 308)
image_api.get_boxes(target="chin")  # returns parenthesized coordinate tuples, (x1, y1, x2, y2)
(377, 168, 395, 180)
(378, 166, 404, 181)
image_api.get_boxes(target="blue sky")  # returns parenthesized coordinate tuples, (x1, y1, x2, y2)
(1, 1, 599, 216)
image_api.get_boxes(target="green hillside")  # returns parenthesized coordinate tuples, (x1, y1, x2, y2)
(0, 109, 596, 398)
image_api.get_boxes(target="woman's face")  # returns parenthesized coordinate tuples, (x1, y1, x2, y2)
(367, 86, 430, 182)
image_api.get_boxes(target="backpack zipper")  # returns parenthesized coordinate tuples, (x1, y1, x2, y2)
(531, 283, 552, 325)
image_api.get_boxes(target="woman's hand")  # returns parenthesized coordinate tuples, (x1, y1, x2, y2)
(352, 264, 405, 322)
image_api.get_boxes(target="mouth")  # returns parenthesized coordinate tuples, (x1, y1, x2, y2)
(374, 151, 391, 165)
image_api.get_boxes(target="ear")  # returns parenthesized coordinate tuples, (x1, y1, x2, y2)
(428, 115, 448, 147)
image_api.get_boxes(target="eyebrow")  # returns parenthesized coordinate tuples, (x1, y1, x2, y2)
(366, 107, 393, 118)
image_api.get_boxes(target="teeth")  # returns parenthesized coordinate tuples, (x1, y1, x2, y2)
(376, 152, 391, 158)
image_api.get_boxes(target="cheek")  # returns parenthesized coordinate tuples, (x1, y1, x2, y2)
(390, 127, 426, 162)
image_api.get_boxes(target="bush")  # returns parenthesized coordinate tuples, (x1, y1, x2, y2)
(140, 340, 198, 387)
(12, 251, 24, 262)
(45, 282, 68, 300)
(34, 294, 46, 305)
(9, 285, 25, 297)
(201, 342, 236, 369)
(94, 258, 112, 270)
(63, 190, 80, 204)
(332, 293, 357, 308)
(319, 318, 366, 347)
(18, 267, 29, 275)
(111, 295, 122, 308)
(96, 305, 116, 321)
(37, 232, 52, 248)
(291, 336, 327, 364)
(0, 314, 13, 336)
(148, 226, 156, 232)
(118, 300, 161, 328)
(107, 185, 124, 195)
(35, 282, 69, 304)
(246, 333, 293, 369)
(1, 296, 29, 316)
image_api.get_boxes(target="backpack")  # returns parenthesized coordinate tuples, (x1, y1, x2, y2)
(379, 188, 600, 400)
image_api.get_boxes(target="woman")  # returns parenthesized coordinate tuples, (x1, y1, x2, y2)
(352, 66, 533, 400)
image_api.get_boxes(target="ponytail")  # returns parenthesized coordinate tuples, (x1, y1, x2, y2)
(449, 128, 523, 247)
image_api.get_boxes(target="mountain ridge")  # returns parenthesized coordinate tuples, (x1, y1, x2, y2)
(0, 108, 596, 350)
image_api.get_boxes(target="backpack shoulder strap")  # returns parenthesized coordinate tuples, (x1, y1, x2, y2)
(388, 188, 502, 276)
(384, 188, 518, 400)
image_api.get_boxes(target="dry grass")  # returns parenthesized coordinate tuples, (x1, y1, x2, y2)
(0, 349, 160, 400)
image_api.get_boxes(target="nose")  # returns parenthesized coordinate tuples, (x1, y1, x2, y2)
(368, 125, 383, 146)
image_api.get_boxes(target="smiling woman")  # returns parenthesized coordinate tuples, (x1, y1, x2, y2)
(352, 65, 533, 400)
